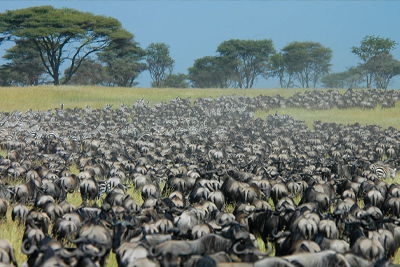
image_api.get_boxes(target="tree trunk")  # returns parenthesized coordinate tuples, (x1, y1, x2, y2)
(53, 74, 59, 85)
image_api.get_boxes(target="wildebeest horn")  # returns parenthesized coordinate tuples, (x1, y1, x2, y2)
(21, 240, 38, 255)
(361, 216, 374, 226)
(333, 209, 345, 215)
(83, 244, 107, 257)
(254, 245, 273, 257)
(149, 246, 161, 257)
(232, 242, 250, 255)
(67, 232, 86, 244)
(285, 206, 296, 212)
(272, 228, 284, 239)
(275, 205, 284, 212)
(58, 247, 84, 258)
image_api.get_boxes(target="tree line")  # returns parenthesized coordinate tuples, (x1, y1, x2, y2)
(0, 6, 399, 89)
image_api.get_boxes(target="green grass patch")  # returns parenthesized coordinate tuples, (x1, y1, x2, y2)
(256, 105, 400, 130)
(256, 236, 275, 257)
(0, 209, 27, 265)
(357, 198, 365, 209)
(66, 191, 83, 208)
(69, 163, 80, 175)
(106, 251, 118, 267)
(223, 203, 236, 214)
(129, 188, 144, 206)
(160, 180, 174, 199)
(0, 86, 339, 112)
(0, 149, 7, 158)
(293, 194, 302, 206)
(394, 249, 400, 265)
(268, 198, 275, 211)
(257, 236, 266, 251)
(387, 172, 400, 186)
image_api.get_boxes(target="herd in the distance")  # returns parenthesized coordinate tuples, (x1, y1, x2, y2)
(0, 89, 400, 267)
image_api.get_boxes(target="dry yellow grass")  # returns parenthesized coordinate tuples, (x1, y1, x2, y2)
(0, 150, 7, 158)
(0, 85, 333, 112)
(0, 209, 27, 265)
(256, 104, 400, 130)
(223, 203, 236, 214)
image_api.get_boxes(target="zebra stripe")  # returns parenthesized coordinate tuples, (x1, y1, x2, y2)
(98, 181, 110, 198)
(369, 163, 396, 179)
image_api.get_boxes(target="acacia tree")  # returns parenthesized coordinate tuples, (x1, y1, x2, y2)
(373, 53, 400, 89)
(269, 52, 294, 88)
(351, 35, 397, 88)
(145, 43, 174, 88)
(282, 41, 332, 88)
(321, 66, 365, 89)
(64, 58, 109, 86)
(0, 65, 16, 86)
(188, 56, 233, 88)
(0, 5, 133, 85)
(320, 71, 348, 89)
(345, 66, 366, 89)
(160, 73, 190, 88)
(2, 39, 47, 85)
(98, 38, 146, 87)
(217, 39, 275, 89)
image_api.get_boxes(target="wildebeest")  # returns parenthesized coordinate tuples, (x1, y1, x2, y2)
(1, 91, 400, 267)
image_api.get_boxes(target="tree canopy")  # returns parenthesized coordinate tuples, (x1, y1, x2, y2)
(0, 7, 399, 89)
(64, 58, 108, 86)
(269, 52, 294, 88)
(146, 43, 174, 88)
(372, 53, 400, 89)
(217, 39, 275, 88)
(188, 56, 232, 88)
(160, 73, 189, 88)
(281, 41, 332, 88)
(0, 5, 133, 85)
(2, 39, 46, 86)
(98, 38, 146, 87)
(320, 66, 365, 89)
(352, 35, 398, 88)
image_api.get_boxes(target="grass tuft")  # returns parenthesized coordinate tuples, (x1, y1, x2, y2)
(293, 194, 302, 205)
(0, 208, 27, 265)
(357, 197, 365, 209)
(66, 191, 83, 208)
(160, 181, 174, 199)
(0, 86, 313, 112)
(126, 184, 144, 206)
(0, 149, 7, 158)
(256, 236, 275, 257)
(69, 163, 80, 175)
(256, 106, 400, 130)
(268, 198, 275, 211)
(223, 203, 236, 214)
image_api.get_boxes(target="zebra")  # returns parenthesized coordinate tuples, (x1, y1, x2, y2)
(98, 180, 111, 199)
(369, 162, 396, 179)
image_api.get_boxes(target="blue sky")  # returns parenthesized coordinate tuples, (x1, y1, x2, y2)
(1, 1, 399, 88)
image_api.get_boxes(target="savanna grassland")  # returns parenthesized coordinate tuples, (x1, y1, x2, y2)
(1, 86, 400, 266)
(0, 86, 310, 111)
(2, 86, 400, 130)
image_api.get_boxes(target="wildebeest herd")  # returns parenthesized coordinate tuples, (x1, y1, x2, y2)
(0, 88, 400, 267)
